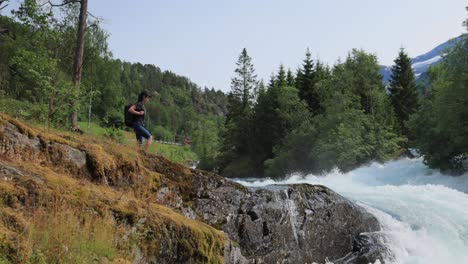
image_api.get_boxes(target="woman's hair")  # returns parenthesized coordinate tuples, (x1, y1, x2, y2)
(138, 91, 151, 102)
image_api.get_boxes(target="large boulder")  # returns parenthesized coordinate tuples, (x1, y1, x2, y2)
(191, 181, 384, 263)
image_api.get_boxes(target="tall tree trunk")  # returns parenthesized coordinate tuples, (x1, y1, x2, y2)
(0, 0, 9, 33)
(69, 0, 88, 130)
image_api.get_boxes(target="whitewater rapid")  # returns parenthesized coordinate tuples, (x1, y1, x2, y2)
(235, 158, 468, 264)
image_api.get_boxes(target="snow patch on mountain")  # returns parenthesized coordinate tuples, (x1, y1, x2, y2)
(380, 35, 465, 84)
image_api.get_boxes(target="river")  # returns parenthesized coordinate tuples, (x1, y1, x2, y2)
(235, 157, 468, 264)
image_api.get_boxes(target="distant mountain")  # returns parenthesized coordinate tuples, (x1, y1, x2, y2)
(380, 35, 465, 85)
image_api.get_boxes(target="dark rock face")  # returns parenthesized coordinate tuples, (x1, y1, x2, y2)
(0, 121, 42, 161)
(0, 121, 89, 177)
(334, 233, 394, 264)
(191, 182, 385, 263)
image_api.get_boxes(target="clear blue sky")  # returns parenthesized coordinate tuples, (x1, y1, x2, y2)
(4, 0, 467, 92)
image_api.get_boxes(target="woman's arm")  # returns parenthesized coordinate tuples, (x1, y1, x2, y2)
(128, 104, 144, 115)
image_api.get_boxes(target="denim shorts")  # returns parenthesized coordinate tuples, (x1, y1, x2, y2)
(133, 124, 152, 144)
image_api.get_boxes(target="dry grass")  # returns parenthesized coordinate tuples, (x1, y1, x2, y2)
(0, 114, 226, 263)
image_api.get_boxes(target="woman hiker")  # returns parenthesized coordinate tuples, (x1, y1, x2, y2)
(128, 91, 154, 152)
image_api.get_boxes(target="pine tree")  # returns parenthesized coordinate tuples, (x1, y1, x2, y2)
(286, 68, 295, 87)
(257, 80, 266, 96)
(218, 48, 258, 177)
(388, 48, 419, 137)
(315, 60, 330, 84)
(231, 48, 258, 110)
(294, 68, 302, 88)
(252, 70, 308, 176)
(297, 48, 321, 114)
(276, 64, 287, 87)
(224, 48, 257, 148)
(267, 73, 276, 89)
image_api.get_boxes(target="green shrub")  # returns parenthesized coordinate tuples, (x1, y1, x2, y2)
(152, 125, 174, 141)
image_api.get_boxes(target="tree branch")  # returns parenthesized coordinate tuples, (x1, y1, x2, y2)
(40, 0, 81, 8)
(0, 0, 8, 11)
(87, 11, 103, 21)
(86, 23, 97, 30)
(40, 1, 104, 24)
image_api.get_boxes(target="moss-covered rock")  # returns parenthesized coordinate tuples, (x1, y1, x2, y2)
(0, 114, 387, 263)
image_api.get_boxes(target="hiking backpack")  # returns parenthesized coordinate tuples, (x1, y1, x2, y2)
(124, 103, 135, 127)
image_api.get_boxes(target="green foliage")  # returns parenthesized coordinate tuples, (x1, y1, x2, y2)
(219, 54, 314, 177)
(312, 108, 373, 172)
(27, 250, 47, 264)
(3, 1, 84, 128)
(104, 127, 125, 143)
(286, 68, 295, 87)
(252, 80, 310, 175)
(264, 121, 316, 177)
(0, 98, 34, 119)
(389, 48, 419, 138)
(296, 49, 331, 115)
(78, 121, 107, 137)
(151, 144, 197, 165)
(152, 124, 174, 141)
(408, 34, 468, 174)
(265, 50, 402, 178)
(0, 2, 226, 166)
(190, 117, 222, 170)
(230, 48, 258, 109)
(218, 49, 401, 178)
(297, 48, 320, 113)
(218, 48, 258, 176)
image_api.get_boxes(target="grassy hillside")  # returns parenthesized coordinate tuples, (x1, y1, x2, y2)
(0, 8, 227, 170)
(0, 98, 197, 166)
(77, 121, 198, 165)
(0, 113, 224, 263)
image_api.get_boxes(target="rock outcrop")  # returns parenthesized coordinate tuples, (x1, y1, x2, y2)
(0, 114, 387, 263)
(193, 184, 382, 263)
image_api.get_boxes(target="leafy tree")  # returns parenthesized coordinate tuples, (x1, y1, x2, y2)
(266, 50, 401, 178)
(408, 34, 468, 174)
(311, 93, 373, 172)
(340, 50, 386, 115)
(191, 118, 221, 170)
(9, 0, 76, 126)
(1, 2, 228, 164)
(388, 48, 418, 138)
(324, 50, 401, 164)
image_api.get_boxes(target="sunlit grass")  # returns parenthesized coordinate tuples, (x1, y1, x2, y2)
(0, 98, 198, 165)
(0, 114, 225, 263)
